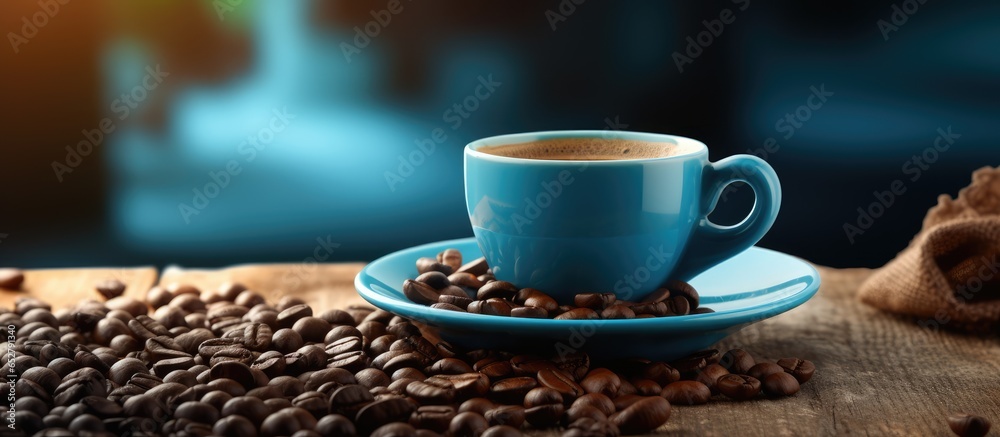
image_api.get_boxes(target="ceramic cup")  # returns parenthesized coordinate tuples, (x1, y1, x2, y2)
(464, 130, 781, 303)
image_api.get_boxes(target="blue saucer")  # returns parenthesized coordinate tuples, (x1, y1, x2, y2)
(355, 238, 820, 361)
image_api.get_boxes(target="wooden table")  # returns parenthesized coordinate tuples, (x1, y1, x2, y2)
(5, 264, 999, 436)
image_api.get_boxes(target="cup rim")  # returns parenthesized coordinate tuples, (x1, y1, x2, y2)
(465, 130, 708, 164)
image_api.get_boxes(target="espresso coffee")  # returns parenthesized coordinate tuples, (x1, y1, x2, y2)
(478, 138, 696, 161)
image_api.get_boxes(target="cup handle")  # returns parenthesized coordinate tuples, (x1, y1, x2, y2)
(671, 154, 782, 282)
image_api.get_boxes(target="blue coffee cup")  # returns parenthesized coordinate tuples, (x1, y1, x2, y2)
(465, 130, 781, 303)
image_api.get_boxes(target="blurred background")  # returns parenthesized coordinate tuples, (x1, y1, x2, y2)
(1, 0, 996, 269)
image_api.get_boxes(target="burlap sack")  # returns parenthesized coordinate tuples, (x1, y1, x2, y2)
(858, 166, 1000, 333)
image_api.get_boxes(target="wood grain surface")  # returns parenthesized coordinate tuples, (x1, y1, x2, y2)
(9, 264, 1000, 436)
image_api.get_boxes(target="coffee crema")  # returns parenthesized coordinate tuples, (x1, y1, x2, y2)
(477, 138, 697, 161)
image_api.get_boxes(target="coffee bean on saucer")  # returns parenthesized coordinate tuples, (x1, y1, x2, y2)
(438, 285, 470, 299)
(0, 268, 25, 289)
(748, 362, 785, 381)
(660, 381, 711, 405)
(776, 358, 816, 383)
(601, 304, 635, 319)
(692, 307, 715, 314)
(455, 257, 489, 276)
(438, 249, 463, 272)
(629, 301, 668, 317)
(948, 413, 991, 437)
(574, 293, 616, 310)
(476, 281, 518, 300)
(404, 280, 441, 306)
(716, 374, 761, 400)
(95, 279, 126, 300)
(721, 349, 756, 374)
(431, 303, 467, 312)
(510, 306, 547, 319)
(762, 371, 800, 397)
(664, 295, 691, 316)
(416, 271, 451, 290)
(417, 257, 454, 275)
(447, 273, 485, 291)
(513, 288, 558, 312)
(554, 308, 599, 320)
(468, 299, 513, 317)
(663, 280, 699, 308)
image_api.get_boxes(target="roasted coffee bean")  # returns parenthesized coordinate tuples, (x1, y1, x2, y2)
(513, 288, 559, 312)
(489, 376, 537, 404)
(417, 257, 454, 275)
(663, 280, 699, 308)
(610, 396, 670, 434)
(316, 309, 355, 326)
(554, 308, 600, 320)
(436, 248, 463, 271)
(94, 318, 131, 344)
(292, 316, 331, 343)
(210, 346, 254, 367)
(474, 356, 514, 381)
(407, 379, 457, 405)
(234, 290, 267, 308)
(163, 369, 198, 387)
(721, 348, 756, 374)
(108, 358, 149, 386)
(716, 373, 761, 400)
(748, 362, 785, 381)
(448, 272, 485, 291)
(369, 422, 417, 437)
(152, 356, 195, 378)
(292, 391, 328, 418)
(357, 320, 388, 344)
(639, 287, 670, 303)
(694, 364, 729, 394)
(0, 268, 25, 289)
(211, 361, 259, 389)
(663, 295, 691, 316)
(508, 355, 556, 376)
(508, 306, 546, 318)
(329, 350, 370, 372)
(601, 304, 635, 319)
(393, 367, 428, 381)
(554, 352, 591, 382)
(437, 295, 473, 309)
(523, 387, 564, 427)
(328, 384, 374, 418)
(574, 293, 617, 310)
(277, 304, 314, 329)
(416, 271, 451, 291)
(430, 373, 491, 399)
(776, 357, 816, 383)
(581, 368, 621, 397)
(660, 380, 711, 405)
(214, 415, 258, 437)
(369, 335, 399, 356)
(355, 397, 417, 434)
(174, 401, 220, 424)
(252, 350, 287, 378)
(948, 413, 992, 437)
(638, 362, 680, 386)
(449, 411, 490, 437)
(480, 405, 523, 428)
(467, 299, 513, 317)
(409, 405, 456, 432)
(455, 257, 489, 276)
(762, 372, 800, 397)
(355, 368, 391, 389)
(459, 398, 496, 416)
(671, 349, 719, 375)
(315, 413, 357, 436)
(429, 358, 474, 375)
(631, 379, 662, 396)
(476, 281, 518, 301)
(305, 368, 357, 391)
(207, 378, 247, 397)
(273, 328, 305, 353)
(431, 302, 467, 312)
(629, 301, 668, 317)
(239, 322, 273, 351)
(23, 308, 58, 327)
(260, 407, 318, 437)
(537, 368, 584, 402)
(565, 417, 621, 437)
(145, 286, 173, 309)
(403, 278, 447, 305)
(570, 393, 615, 416)
(286, 345, 328, 373)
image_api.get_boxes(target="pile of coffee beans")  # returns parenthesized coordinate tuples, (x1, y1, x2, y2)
(1, 276, 818, 436)
(404, 249, 713, 319)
